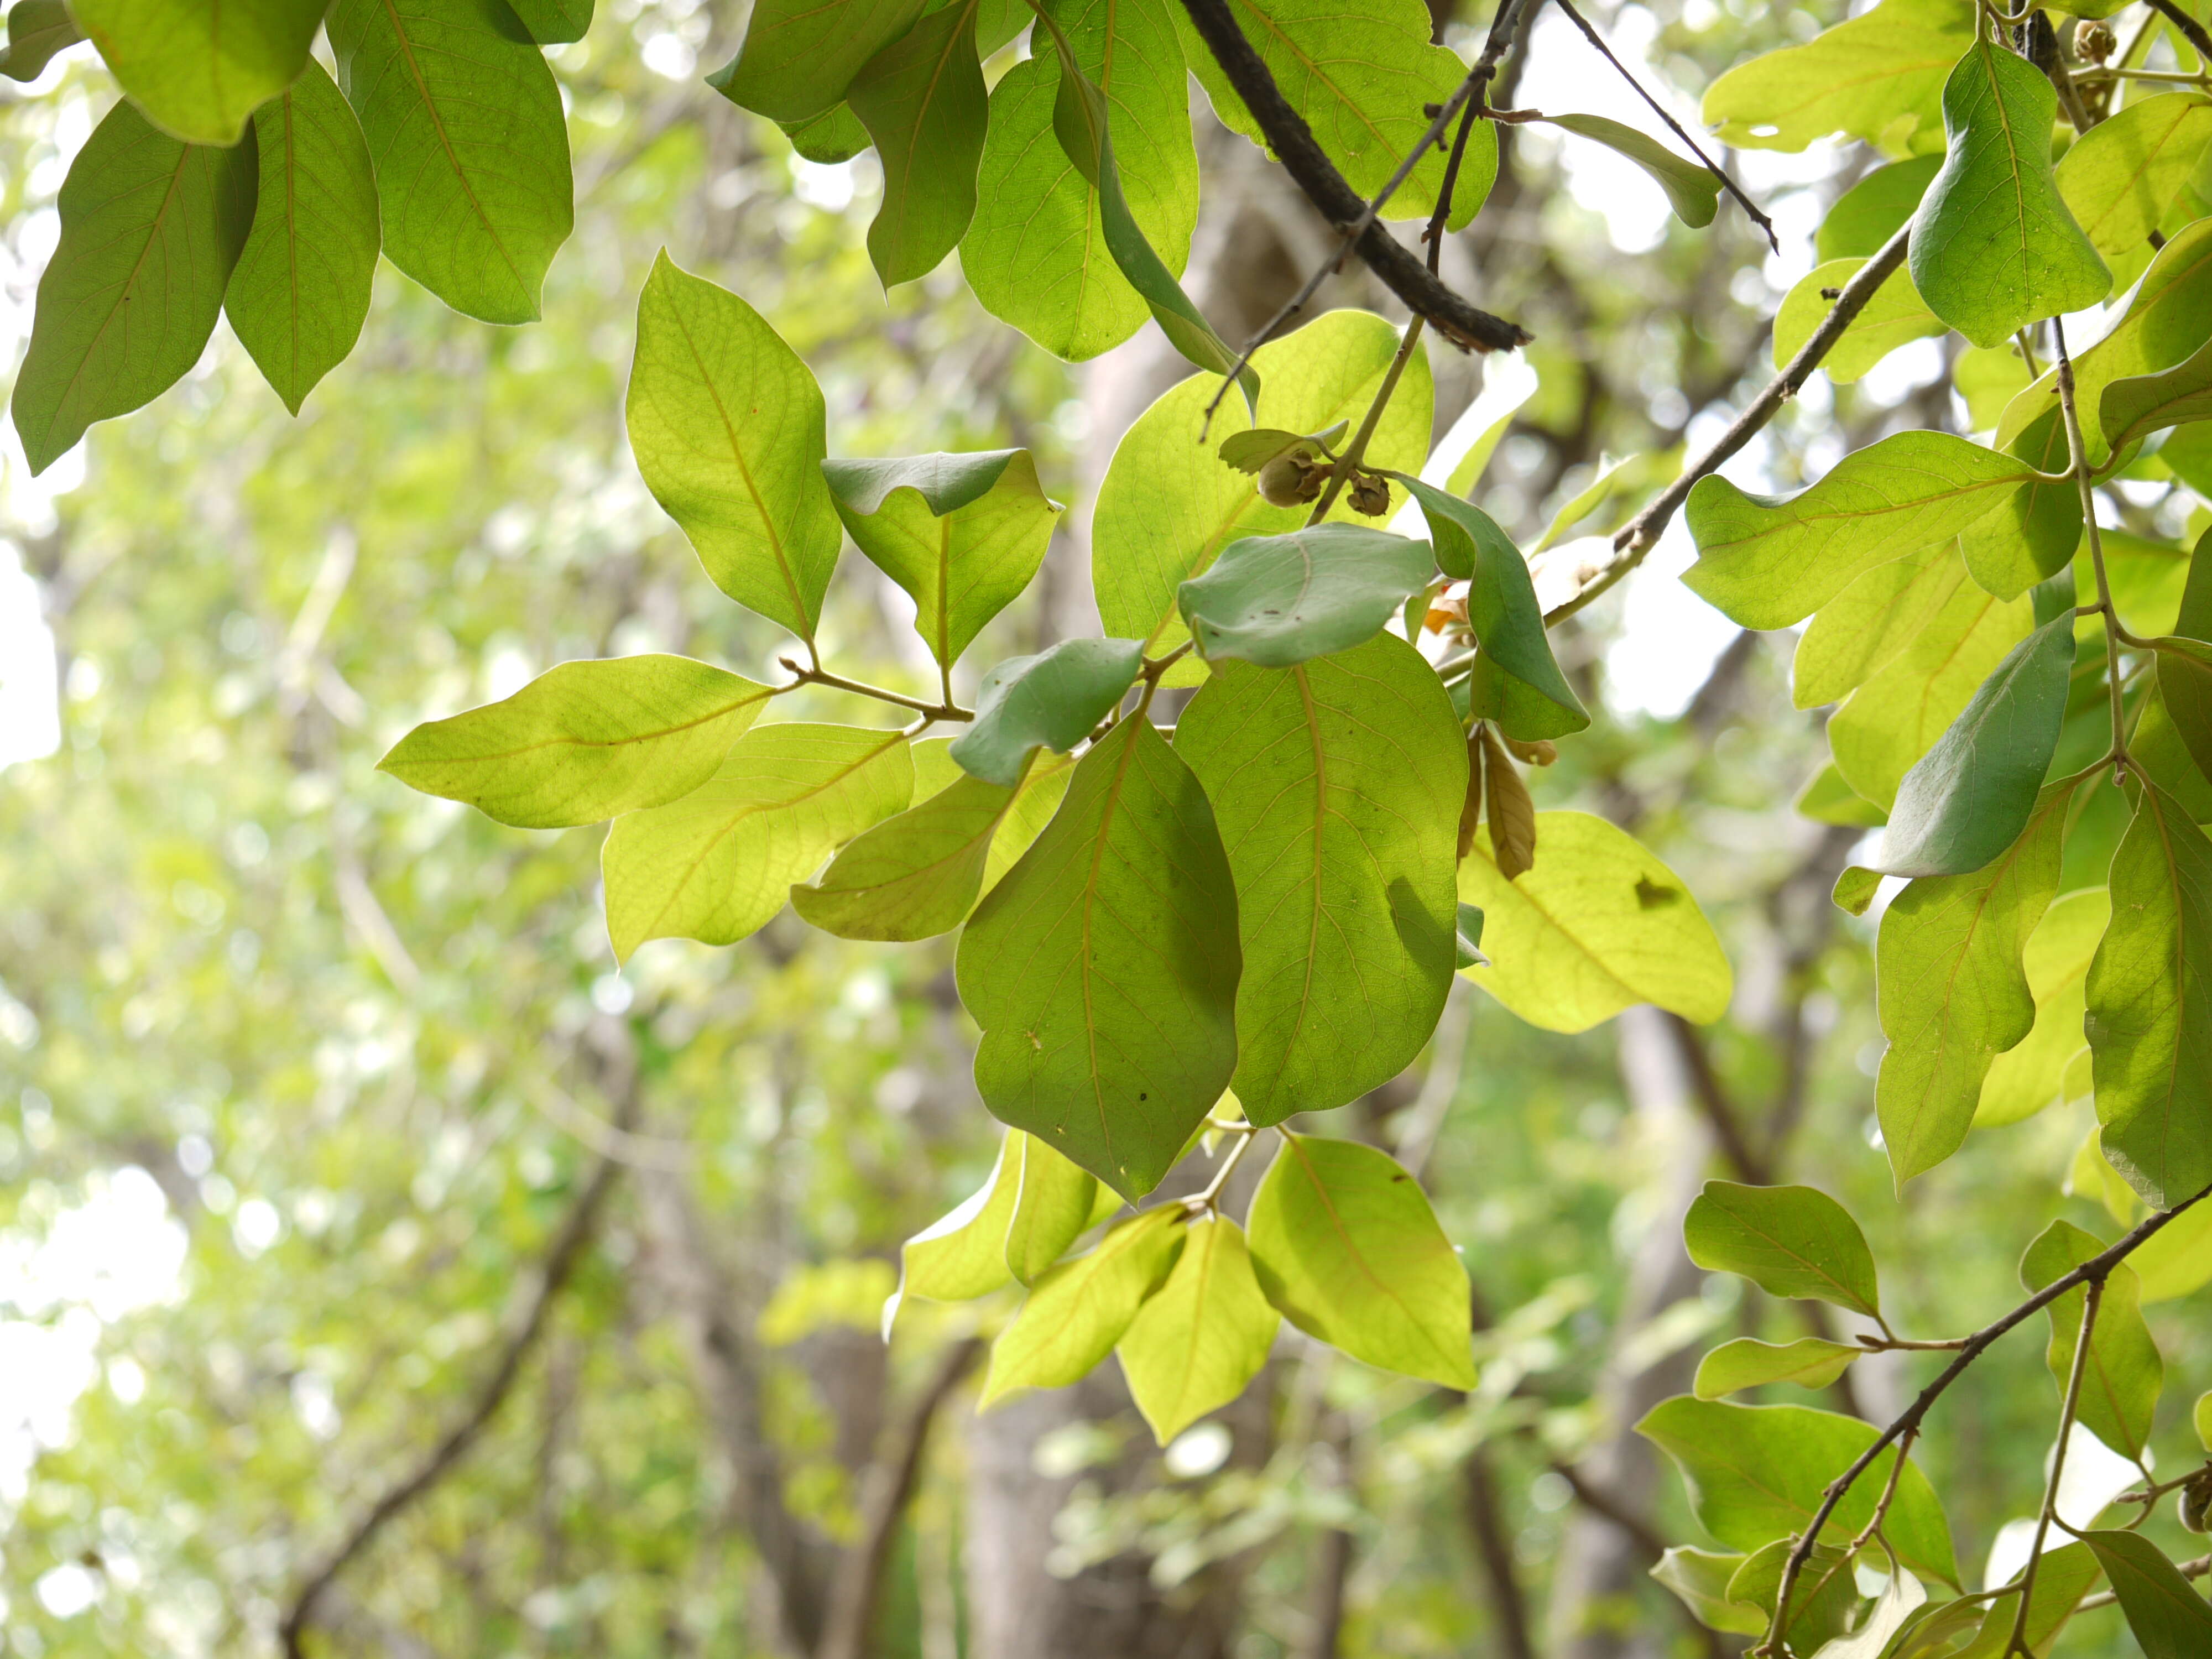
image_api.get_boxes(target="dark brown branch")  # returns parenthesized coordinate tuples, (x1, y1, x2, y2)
(1550, 1459, 1668, 1561)
(1547, 220, 1914, 625)
(1177, 0, 1532, 354)
(1463, 1448, 1540, 1659)
(280, 1131, 630, 1657)
(1547, 0, 1777, 249)
(1767, 1180, 2212, 1636)
(816, 1336, 986, 1659)
(2150, 0, 2212, 66)
(1661, 1011, 1768, 1187)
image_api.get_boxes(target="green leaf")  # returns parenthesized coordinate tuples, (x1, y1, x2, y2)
(895, 1135, 1020, 1309)
(329, 0, 573, 326)
(1907, 40, 2110, 348)
(1245, 1133, 1474, 1389)
(822, 450, 1062, 670)
(2103, 336, 2212, 456)
(1693, 1338, 1862, 1400)
(1681, 432, 2036, 631)
(1176, 634, 1464, 1126)
(1958, 406, 2080, 602)
(1825, 1567, 1926, 1659)
(9, 98, 257, 477)
(956, 714, 1241, 1198)
(2088, 779, 2212, 1207)
(2057, 93, 2212, 262)
(1682, 1181, 1882, 1319)
(1395, 477, 1588, 740)
(982, 1205, 1188, 1404)
(1093, 311, 1431, 661)
(796, 743, 1070, 940)
(600, 723, 912, 962)
(626, 252, 843, 643)
(1798, 765, 1888, 831)
(1875, 778, 2077, 1187)
(2020, 1218, 2163, 1461)
(2199, 1390, 2212, 1451)
(961, 0, 1199, 362)
(792, 764, 1028, 941)
(1179, 0, 1493, 228)
(2157, 536, 2212, 795)
(1946, 1543, 2103, 1659)
(378, 656, 774, 829)
(505, 0, 593, 44)
(0, 1, 80, 82)
(1003, 1130, 1100, 1286)
(1872, 615, 2075, 878)
(2079, 1529, 2212, 1658)
(1458, 811, 1731, 1034)
(1792, 542, 1968, 711)
(947, 637, 1144, 787)
(72, 0, 323, 145)
(1726, 1539, 1863, 1655)
(1699, 0, 1970, 158)
(1994, 217, 2212, 468)
(1030, 13, 1255, 395)
(1640, 1399, 1957, 1585)
(707, 0, 928, 124)
(1771, 257, 1944, 384)
(1650, 1549, 1766, 1639)
(1454, 902, 1487, 968)
(1816, 155, 1942, 262)
(1540, 114, 1718, 227)
(1976, 887, 2108, 1129)
(1957, 341, 2033, 432)
(223, 60, 381, 415)
(1117, 1215, 1277, 1442)
(782, 103, 872, 165)
(847, 0, 987, 287)
(1178, 524, 1433, 668)
(1830, 580, 2031, 813)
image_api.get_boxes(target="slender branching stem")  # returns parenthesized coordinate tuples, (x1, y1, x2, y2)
(778, 656, 973, 722)
(1547, 0, 1776, 249)
(1755, 1182, 2212, 1659)
(2077, 1553, 2212, 1611)
(1311, 318, 1427, 523)
(2051, 317, 2131, 779)
(1190, 1124, 1267, 1211)
(1555, 221, 1913, 626)
(2004, 1279, 2103, 1658)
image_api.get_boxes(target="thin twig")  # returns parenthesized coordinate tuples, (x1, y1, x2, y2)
(2077, 1552, 2212, 1611)
(1177, 0, 1531, 356)
(2002, 1279, 2103, 1658)
(280, 1102, 634, 1656)
(1198, 0, 1541, 425)
(778, 656, 972, 722)
(1548, 0, 1777, 249)
(1755, 1181, 2212, 1659)
(1547, 220, 1913, 626)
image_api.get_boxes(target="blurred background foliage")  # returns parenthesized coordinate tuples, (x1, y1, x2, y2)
(2, 1, 2209, 1655)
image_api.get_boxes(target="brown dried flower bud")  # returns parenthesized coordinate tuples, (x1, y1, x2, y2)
(2077, 20, 2115, 65)
(1347, 473, 1391, 517)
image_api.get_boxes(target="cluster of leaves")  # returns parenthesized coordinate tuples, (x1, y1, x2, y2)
(18, 0, 2212, 1651)
(4, 0, 581, 469)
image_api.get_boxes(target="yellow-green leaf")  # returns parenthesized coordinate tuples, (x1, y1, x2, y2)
(1458, 811, 1731, 1034)
(1117, 1215, 1277, 1442)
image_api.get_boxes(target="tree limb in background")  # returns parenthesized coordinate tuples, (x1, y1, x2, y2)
(279, 1077, 636, 1657)
(816, 1335, 987, 1659)
(1461, 1446, 1538, 1659)
(1547, 220, 1914, 624)
(1176, 0, 1533, 354)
